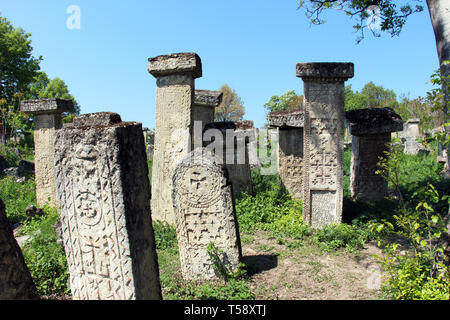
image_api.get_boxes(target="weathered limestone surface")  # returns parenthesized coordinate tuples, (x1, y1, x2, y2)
(203, 121, 254, 198)
(297, 62, 353, 228)
(54, 112, 161, 300)
(193, 90, 223, 133)
(268, 109, 304, 200)
(172, 149, 242, 280)
(148, 52, 202, 224)
(0, 198, 38, 300)
(398, 119, 426, 155)
(20, 99, 74, 207)
(346, 108, 403, 202)
(267, 109, 305, 128)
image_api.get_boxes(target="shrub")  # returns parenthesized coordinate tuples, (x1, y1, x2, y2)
(314, 223, 370, 252)
(0, 176, 36, 225)
(0, 144, 20, 167)
(21, 207, 70, 296)
(153, 220, 177, 251)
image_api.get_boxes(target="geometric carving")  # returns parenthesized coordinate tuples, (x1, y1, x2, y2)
(297, 62, 353, 228)
(54, 113, 161, 300)
(277, 127, 304, 200)
(172, 149, 242, 280)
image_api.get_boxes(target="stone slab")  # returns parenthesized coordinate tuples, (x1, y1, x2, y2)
(268, 109, 305, 128)
(20, 98, 74, 115)
(172, 149, 242, 280)
(0, 198, 38, 300)
(148, 52, 202, 79)
(54, 114, 161, 300)
(345, 107, 403, 136)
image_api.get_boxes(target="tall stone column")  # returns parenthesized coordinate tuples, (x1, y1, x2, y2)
(54, 112, 161, 300)
(296, 63, 354, 228)
(148, 53, 202, 224)
(345, 107, 403, 202)
(20, 98, 73, 207)
(268, 109, 305, 200)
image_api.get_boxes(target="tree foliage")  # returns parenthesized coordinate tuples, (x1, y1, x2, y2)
(344, 81, 397, 110)
(264, 90, 304, 113)
(298, 0, 425, 43)
(26, 71, 80, 115)
(0, 15, 80, 143)
(0, 15, 41, 104)
(215, 84, 245, 122)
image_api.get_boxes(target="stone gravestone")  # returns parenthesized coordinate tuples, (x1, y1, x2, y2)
(345, 108, 403, 202)
(54, 112, 161, 300)
(0, 198, 39, 300)
(172, 149, 242, 280)
(193, 89, 223, 132)
(148, 52, 202, 224)
(268, 109, 305, 200)
(398, 119, 427, 155)
(20, 98, 74, 207)
(296, 63, 354, 228)
(203, 121, 254, 198)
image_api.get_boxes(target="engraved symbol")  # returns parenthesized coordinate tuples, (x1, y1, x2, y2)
(177, 163, 222, 208)
(311, 149, 337, 187)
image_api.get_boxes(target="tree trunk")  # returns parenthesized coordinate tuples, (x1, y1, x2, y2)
(426, 0, 450, 267)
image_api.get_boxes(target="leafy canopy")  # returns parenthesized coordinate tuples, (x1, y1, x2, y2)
(298, 1, 424, 43)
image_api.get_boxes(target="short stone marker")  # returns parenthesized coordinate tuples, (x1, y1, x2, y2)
(398, 118, 426, 155)
(193, 89, 223, 132)
(203, 121, 254, 198)
(297, 62, 353, 228)
(172, 149, 242, 280)
(148, 52, 202, 224)
(268, 109, 305, 200)
(0, 198, 38, 300)
(20, 98, 74, 207)
(345, 107, 403, 202)
(54, 112, 161, 300)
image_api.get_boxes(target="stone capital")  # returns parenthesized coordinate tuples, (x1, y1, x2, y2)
(296, 62, 354, 82)
(267, 109, 305, 128)
(20, 99, 74, 115)
(194, 90, 223, 107)
(148, 52, 202, 79)
(345, 107, 403, 136)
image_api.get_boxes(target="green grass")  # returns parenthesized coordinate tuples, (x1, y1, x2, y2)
(0, 176, 36, 225)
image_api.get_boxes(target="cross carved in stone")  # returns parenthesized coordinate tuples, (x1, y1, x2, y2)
(310, 148, 337, 187)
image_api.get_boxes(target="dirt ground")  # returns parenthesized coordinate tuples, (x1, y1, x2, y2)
(241, 231, 385, 300)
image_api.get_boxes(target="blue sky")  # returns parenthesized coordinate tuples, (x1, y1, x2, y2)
(1, 0, 439, 129)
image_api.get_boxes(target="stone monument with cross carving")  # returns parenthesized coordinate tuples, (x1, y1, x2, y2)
(148, 52, 202, 225)
(20, 98, 74, 207)
(172, 149, 242, 280)
(296, 62, 354, 228)
(54, 112, 161, 300)
(267, 109, 305, 200)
